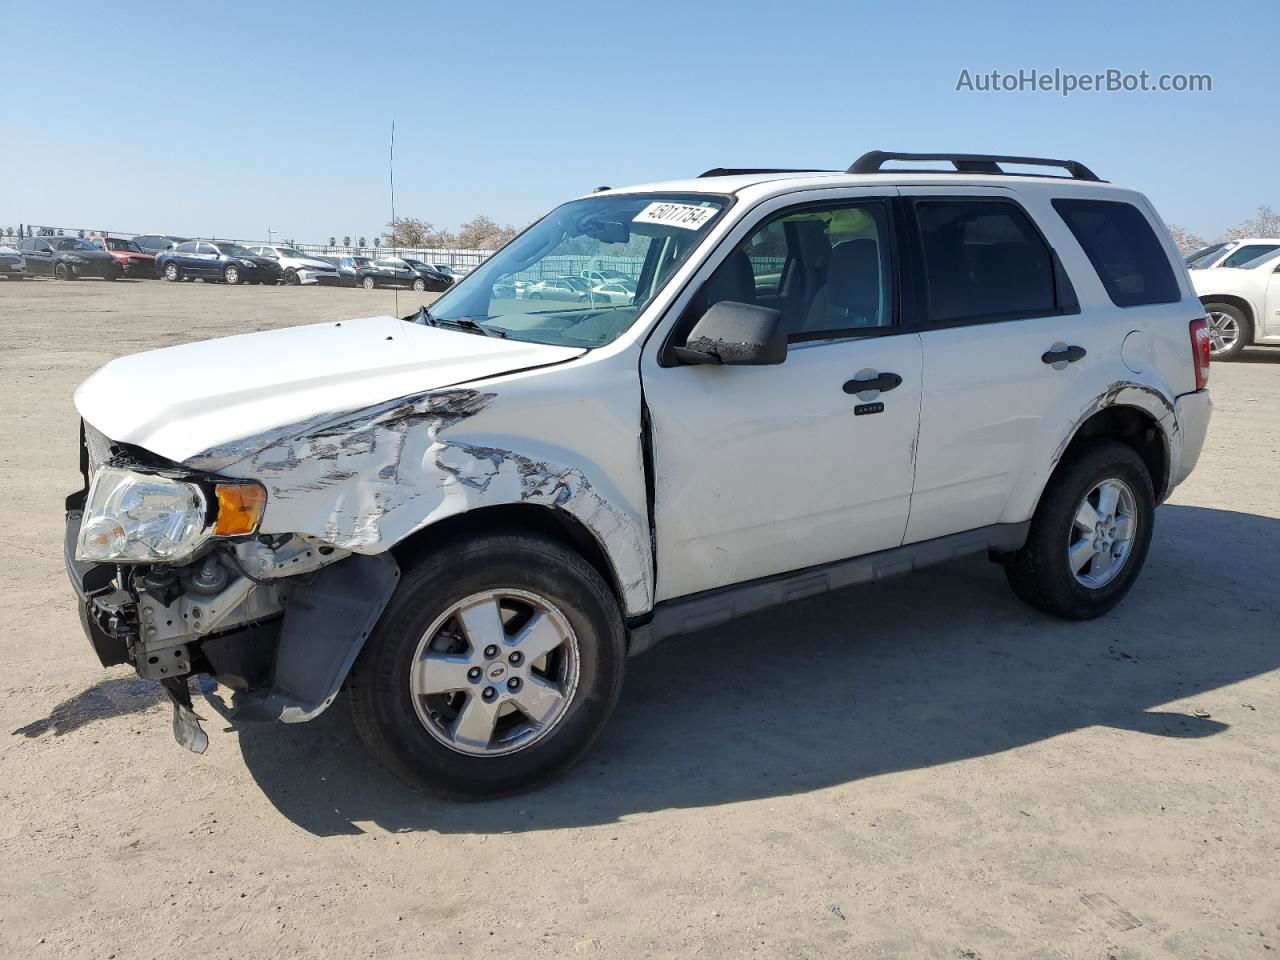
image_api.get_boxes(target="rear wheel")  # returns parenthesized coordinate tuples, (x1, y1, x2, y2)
(1203, 302, 1250, 360)
(164, 263, 180, 282)
(1005, 440, 1154, 620)
(347, 531, 626, 799)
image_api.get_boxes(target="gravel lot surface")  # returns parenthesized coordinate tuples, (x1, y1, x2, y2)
(2, 278, 1277, 959)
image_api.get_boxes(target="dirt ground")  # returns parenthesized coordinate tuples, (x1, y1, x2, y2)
(1, 277, 1277, 960)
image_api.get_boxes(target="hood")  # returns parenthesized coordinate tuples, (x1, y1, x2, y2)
(75, 315, 585, 468)
(109, 250, 155, 261)
(249, 256, 283, 269)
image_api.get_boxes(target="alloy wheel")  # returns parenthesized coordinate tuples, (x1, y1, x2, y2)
(165, 264, 178, 281)
(1205, 310, 1240, 357)
(1067, 478, 1138, 588)
(410, 589, 580, 757)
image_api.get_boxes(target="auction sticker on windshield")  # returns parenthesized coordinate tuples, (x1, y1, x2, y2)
(633, 202, 719, 230)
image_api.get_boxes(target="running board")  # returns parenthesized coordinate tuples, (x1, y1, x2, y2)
(628, 522, 1030, 655)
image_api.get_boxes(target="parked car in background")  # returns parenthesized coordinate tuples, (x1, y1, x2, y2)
(403, 258, 455, 290)
(430, 263, 464, 281)
(581, 268, 633, 286)
(91, 236, 156, 278)
(0, 244, 25, 280)
(1191, 245, 1280, 358)
(336, 255, 373, 287)
(524, 276, 594, 301)
(591, 281, 635, 304)
(157, 240, 285, 285)
(245, 245, 342, 286)
(133, 235, 189, 256)
(358, 257, 452, 292)
(19, 236, 122, 280)
(1186, 239, 1280, 271)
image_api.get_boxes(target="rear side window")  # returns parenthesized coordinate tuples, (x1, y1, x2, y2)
(915, 199, 1057, 325)
(1052, 199, 1179, 306)
(1220, 243, 1280, 269)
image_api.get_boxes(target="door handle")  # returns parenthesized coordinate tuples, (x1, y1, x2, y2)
(843, 372, 902, 395)
(1041, 343, 1087, 366)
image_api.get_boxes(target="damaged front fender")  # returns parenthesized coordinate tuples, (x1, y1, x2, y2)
(189, 385, 654, 617)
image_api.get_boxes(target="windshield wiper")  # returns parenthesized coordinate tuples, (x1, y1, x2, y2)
(406, 305, 506, 337)
(437, 315, 506, 338)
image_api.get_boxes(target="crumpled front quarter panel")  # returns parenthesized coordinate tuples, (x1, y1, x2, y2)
(198, 354, 654, 616)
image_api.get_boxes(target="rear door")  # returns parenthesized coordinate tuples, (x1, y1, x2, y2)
(642, 189, 923, 600)
(27, 239, 53, 276)
(902, 188, 1112, 543)
(1265, 259, 1280, 337)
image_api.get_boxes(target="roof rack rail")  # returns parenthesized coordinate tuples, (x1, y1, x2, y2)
(848, 151, 1101, 182)
(697, 167, 833, 178)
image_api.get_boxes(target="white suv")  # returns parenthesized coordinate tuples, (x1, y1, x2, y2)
(65, 151, 1212, 797)
(246, 245, 342, 286)
(1189, 241, 1280, 358)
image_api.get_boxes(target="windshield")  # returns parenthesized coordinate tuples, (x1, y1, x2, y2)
(427, 192, 728, 348)
(1185, 242, 1231, 269)
(103, 237, 141, 252)
(55, 239, 96, 251)
(215, 242, 255, 257)
(278, 247, 304, 258)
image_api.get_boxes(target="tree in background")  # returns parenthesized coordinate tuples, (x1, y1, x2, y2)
(1165, 223, 1205, 254)
(457, 215, 518, 250)
(1222, 205, 1280, 241)
(387, 215, 519, 250)
(343, 236, 351, 247)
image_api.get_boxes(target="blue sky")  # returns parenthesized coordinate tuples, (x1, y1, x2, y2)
(2, 0, 1274, 245)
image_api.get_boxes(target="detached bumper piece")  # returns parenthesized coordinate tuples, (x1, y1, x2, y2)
(161, 677, 209, 754)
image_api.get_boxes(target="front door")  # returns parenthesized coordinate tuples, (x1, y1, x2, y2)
(642, 191, 923, 601)
(1265, 261, 1280, 337)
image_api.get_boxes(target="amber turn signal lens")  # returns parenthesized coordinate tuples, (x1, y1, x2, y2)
(213, 482, 267, 536)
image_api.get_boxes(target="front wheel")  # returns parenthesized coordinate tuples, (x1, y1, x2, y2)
(54, 262, 73, 281)
(164, 263, 180, 282)
(362, 275, 376, 290)
(1203, 302, 1251, 360)
(1004, 440, 1154, 620)
(347, 531, 626, 799)
(412, 277, 425, 292)
(223, 264, 240, 285)
(284, 268, 300, 286)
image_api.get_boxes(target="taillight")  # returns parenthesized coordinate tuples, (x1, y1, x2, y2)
(1189, 317, 1211, 390)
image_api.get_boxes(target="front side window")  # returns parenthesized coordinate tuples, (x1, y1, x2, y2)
(1220, 243, 1280, 269)
(699, 199, 895, 340)
(1053, 198, 1179, 307)
(55, 238, 96, 251)
(428, 192, 728, 348)
(917, 199, 1057, 324)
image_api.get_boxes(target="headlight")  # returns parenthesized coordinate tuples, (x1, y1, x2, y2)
(240, 258, 256, 267)
(76, 467, 267, 564)
(78, 467, 210, 563)
(66, 256, 86, 264)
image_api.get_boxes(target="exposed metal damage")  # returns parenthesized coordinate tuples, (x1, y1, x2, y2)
(188, 386, 654, 616)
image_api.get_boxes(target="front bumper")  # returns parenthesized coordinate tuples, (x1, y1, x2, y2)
(297, 269, 342, 286)
(1168, 388, 1212, 492)
(70, 260, 121, 280)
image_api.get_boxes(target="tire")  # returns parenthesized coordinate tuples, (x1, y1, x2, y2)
(284, 268, 300, 286)
(1203, 302, 1250, 360)
(347, 531, 626, 799)
(362, 275, 376, 290)
(1005, 440, 1154, 620)
(164, 263, 180, 282)
(54, 262, 72, 281)
(528, 292, 542, 300)
(412, 277, 425, 292)
(223, 264, 240, 285)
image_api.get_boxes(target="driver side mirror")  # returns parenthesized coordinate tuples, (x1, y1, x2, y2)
(672, 300, 787, 366)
